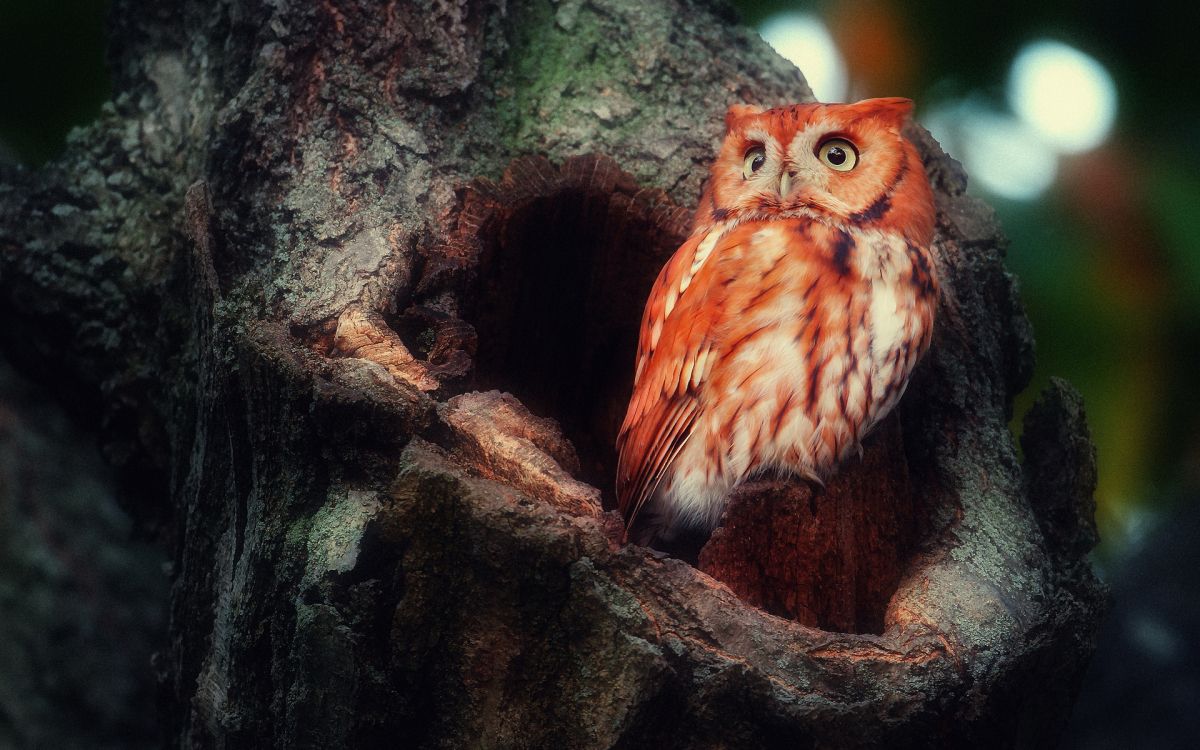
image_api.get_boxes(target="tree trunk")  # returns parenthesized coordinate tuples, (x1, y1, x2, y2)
(0, 0, 1105, 747)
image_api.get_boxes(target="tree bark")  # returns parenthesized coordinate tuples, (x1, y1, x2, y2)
(0, 0, 1105, 747)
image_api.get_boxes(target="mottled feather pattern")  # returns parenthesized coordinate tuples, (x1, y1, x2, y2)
(617, 98, 938, 543)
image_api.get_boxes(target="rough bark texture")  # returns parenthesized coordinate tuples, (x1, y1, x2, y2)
(0, 0, 1106, 747)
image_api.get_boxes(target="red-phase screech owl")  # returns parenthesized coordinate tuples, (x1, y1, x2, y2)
(616, 98, 938, 545)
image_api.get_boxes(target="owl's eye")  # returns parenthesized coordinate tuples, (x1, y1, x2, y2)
(817, 138, 859, 171)
(742, 146, 767, 179)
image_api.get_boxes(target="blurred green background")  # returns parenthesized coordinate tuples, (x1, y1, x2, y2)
(1, 0, 1197, 745)
(0, 0, 110, 164)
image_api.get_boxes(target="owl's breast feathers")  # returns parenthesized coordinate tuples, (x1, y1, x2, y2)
(616, 216, 937, 530)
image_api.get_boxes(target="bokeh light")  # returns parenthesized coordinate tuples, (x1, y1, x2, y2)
(926, 101, 1059, 201)
(758, 13, 848, 102)
(1008, 39, 1117, 154)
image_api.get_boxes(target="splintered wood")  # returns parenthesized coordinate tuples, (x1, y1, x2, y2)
(333, 306, 440, 391)
(439, 391, 602, 517)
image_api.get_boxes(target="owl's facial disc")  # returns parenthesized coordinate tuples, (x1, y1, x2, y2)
(698, 100, 931, 240)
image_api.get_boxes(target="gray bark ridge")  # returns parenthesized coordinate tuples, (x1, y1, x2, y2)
(0, 0, 1104, 747)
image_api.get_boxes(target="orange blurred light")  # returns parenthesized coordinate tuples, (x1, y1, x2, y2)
(827, 0, 917, 97)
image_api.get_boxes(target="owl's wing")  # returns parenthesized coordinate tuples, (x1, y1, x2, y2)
(616, 228, 732, 529)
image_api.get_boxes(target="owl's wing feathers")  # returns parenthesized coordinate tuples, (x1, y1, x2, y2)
(616, 228, 736, 528)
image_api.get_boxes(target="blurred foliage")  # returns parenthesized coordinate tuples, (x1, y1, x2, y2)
(0, 0, 111, 165)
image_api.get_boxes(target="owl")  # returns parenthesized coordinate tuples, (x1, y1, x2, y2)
(616, 98, 938, 546)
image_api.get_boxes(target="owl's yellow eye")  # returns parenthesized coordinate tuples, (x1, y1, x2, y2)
(817, 138, 859, 171)
(742, 146, 767, 179)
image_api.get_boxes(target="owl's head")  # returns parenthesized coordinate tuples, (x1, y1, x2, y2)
(696, 98, 934, 245)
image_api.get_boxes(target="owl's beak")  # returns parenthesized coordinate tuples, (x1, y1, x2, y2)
(778, 171, 793, 198)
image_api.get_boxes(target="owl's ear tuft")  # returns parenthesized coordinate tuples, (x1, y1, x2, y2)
(725, 103, 765, 132)
(853, 97, 914, 127)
